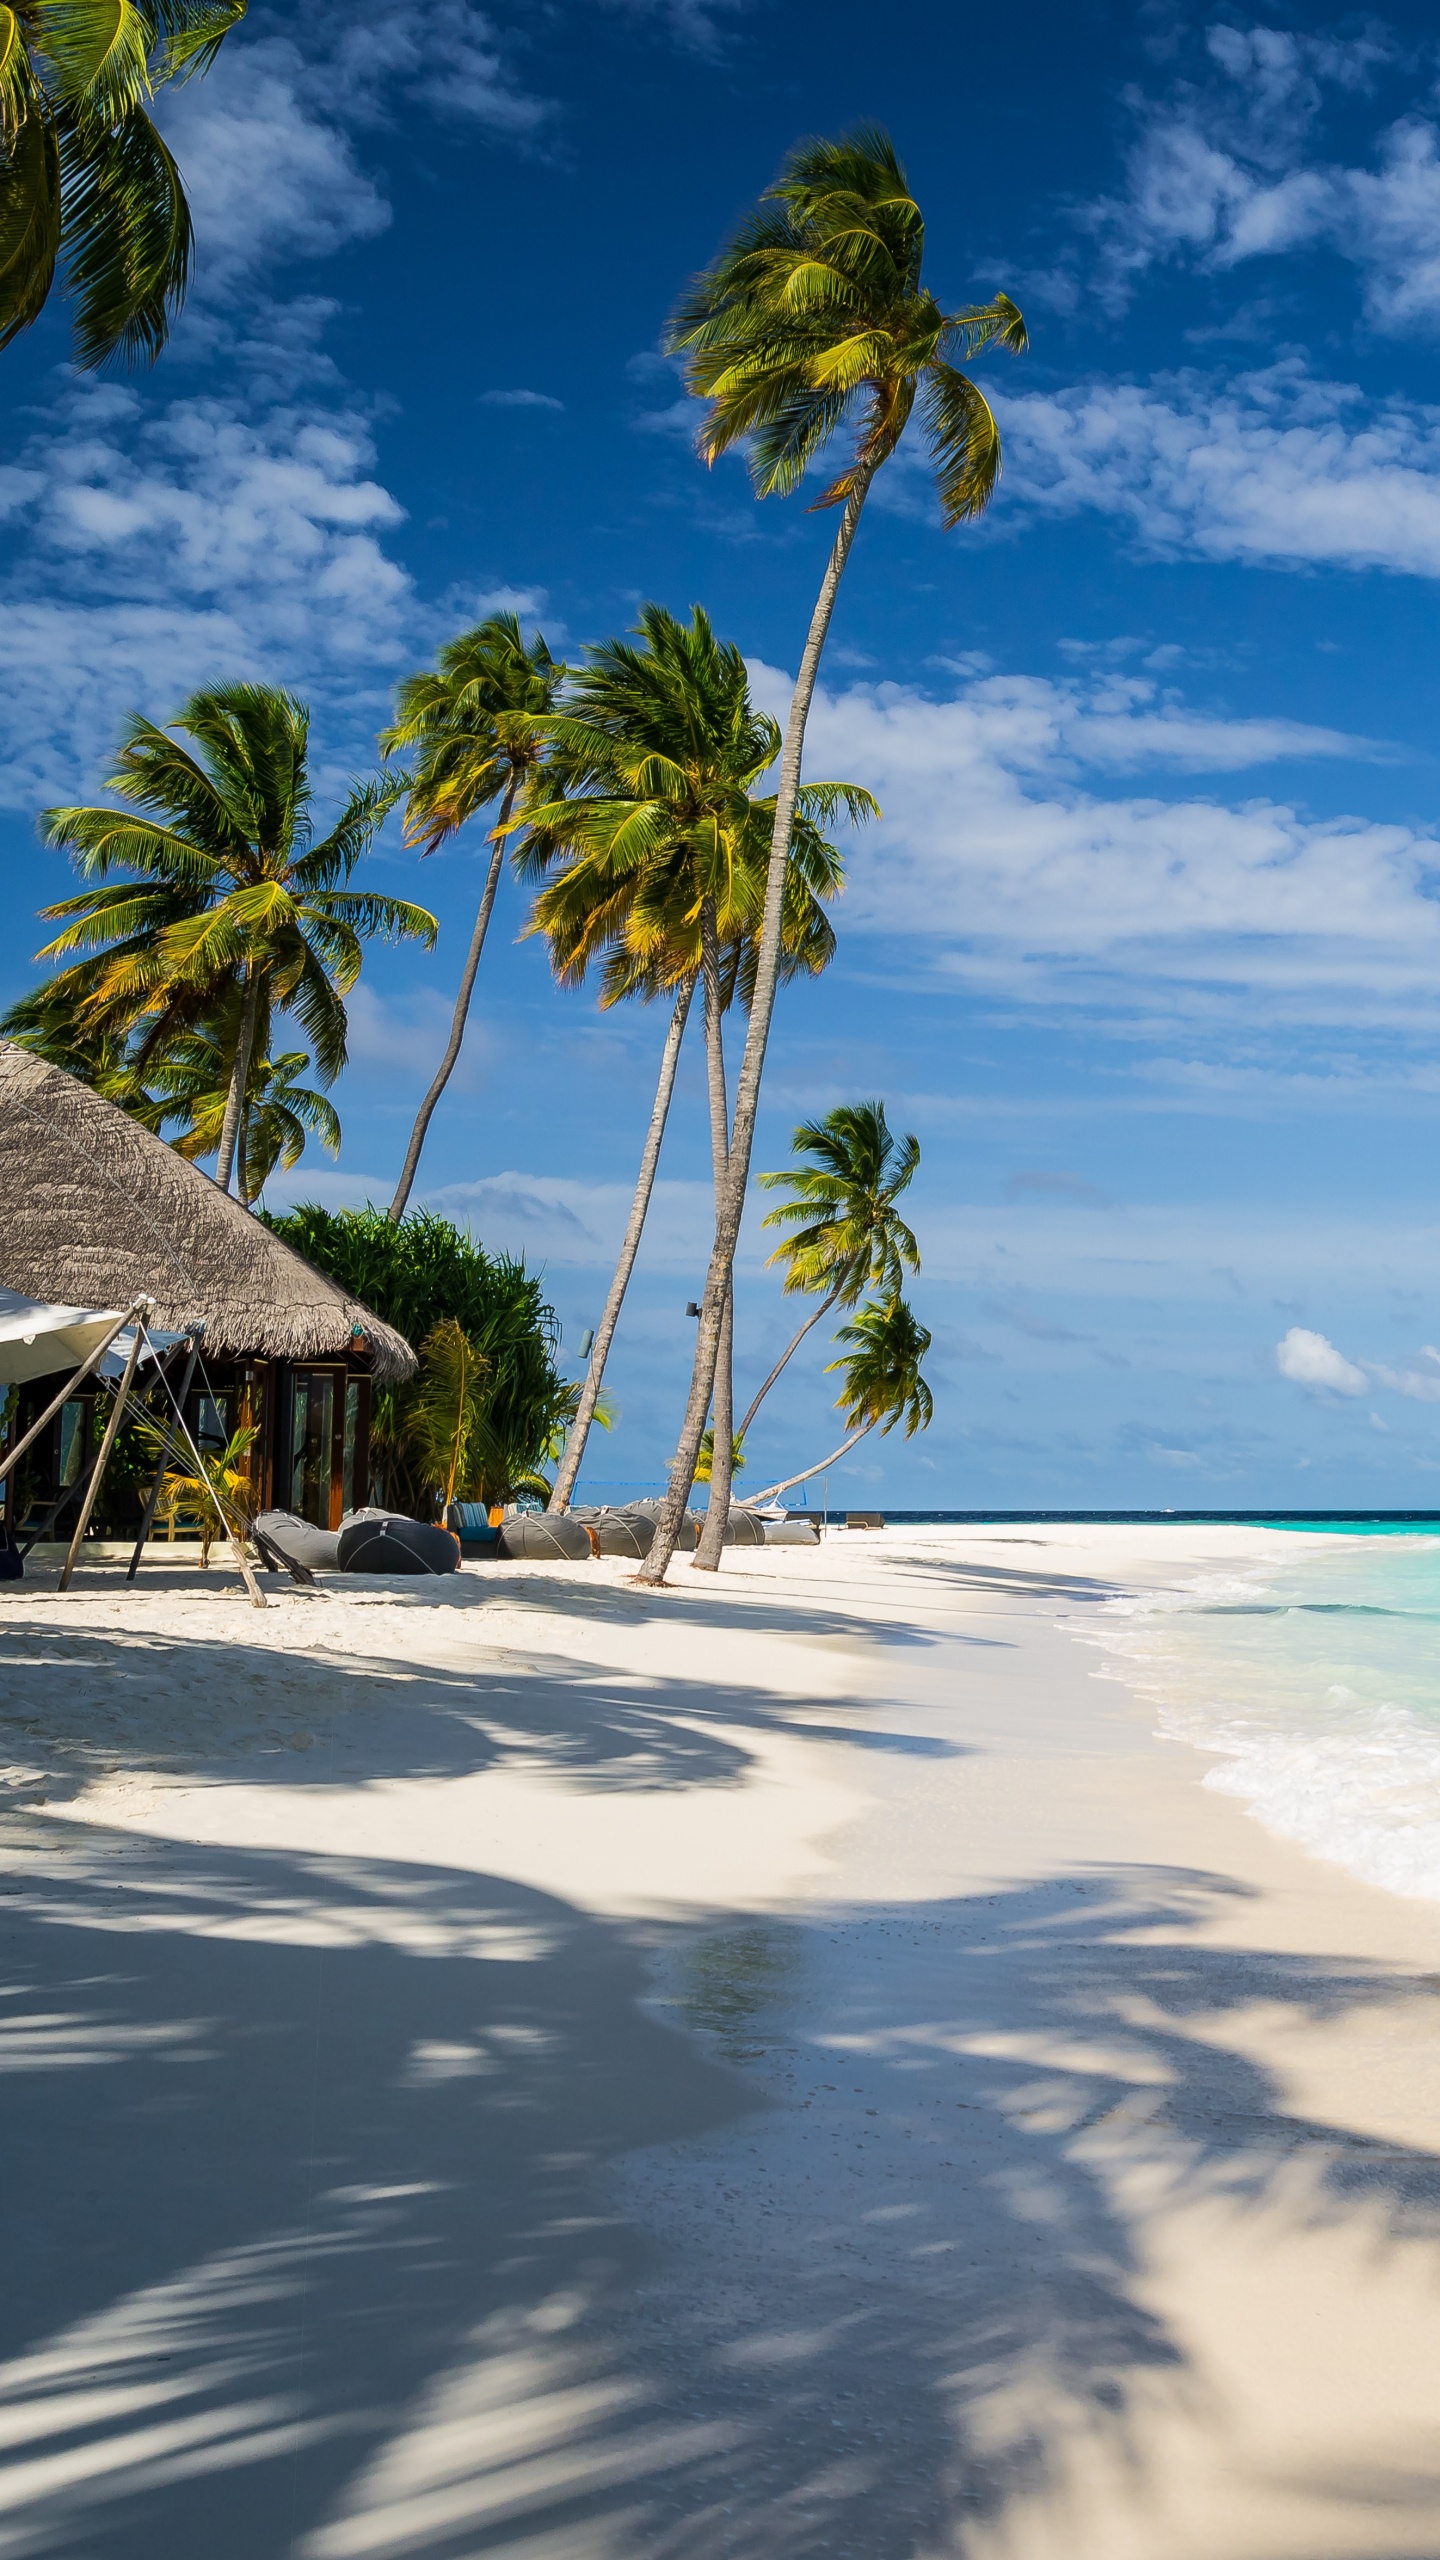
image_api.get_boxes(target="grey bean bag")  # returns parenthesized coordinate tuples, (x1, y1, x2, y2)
(723, 1508, 766, 1547)
(585, 1508, 656, 1559)
(498, 1514, 594, 1562)
(254, 1510, 340, 1572)
(336, 1513, 459, 1575)
(620, 1501, 703, 1553)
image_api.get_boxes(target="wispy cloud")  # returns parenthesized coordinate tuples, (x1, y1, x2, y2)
(479, 389, 564, 411)
(1081, 21, 1440, 331)
(759, 661, 1432, 1017)
(159, 3, 551, 303)
(996, 361, 1440, 578)
(0, 380, 415, 803)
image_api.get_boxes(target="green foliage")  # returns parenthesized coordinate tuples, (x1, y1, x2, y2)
(694, 1426, 744, 1486)
(131, 1415, 257, 1567)
(667, 124, 1026, 527)
(826, 1294, 934, 1439)
(410, 1318, 487, 1514)
(0, 0, 246, 369)
(381, 610, 565, 856)
(262, 1207, 569, 1514)
(4, 683, 432, 1192)
(760, 1099, 920, 1305)
(520, 602, 871, 1006)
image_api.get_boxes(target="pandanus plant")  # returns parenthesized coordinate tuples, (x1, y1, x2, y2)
(641, 125, 1025, 1583)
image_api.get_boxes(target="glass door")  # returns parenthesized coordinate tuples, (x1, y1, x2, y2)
(288, 1370, 336, 1525)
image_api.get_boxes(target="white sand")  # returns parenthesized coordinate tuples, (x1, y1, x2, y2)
(5, 1522, 1440, 2557)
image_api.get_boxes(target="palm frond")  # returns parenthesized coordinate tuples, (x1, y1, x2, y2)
(60, 102, 192, 369)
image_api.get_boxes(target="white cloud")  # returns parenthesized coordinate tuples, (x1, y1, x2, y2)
(479, 389, 564, 411)
(996, 362, 1440, 578)
(1088, 26, 1440, 332)
(765, 664, 1438, 1018)
(1368, 1350, 1440, 1404)
(159, 4, 548, 301)
(160, 43, 389, 288)
(0, 382, 415, 803)
(1276, 1327, 1368, 1395)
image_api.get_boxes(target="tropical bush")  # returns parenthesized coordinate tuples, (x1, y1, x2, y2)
(264, 1206, 568, 1514)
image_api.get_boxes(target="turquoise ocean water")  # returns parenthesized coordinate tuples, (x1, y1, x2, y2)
(1073, 1530, 1440, 1901)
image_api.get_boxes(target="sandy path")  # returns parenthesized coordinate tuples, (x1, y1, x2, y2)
(4, 1526, 1440, 2557)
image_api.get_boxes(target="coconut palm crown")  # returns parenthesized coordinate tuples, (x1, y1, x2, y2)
(519, 602, 874, 1003)
(760, 1100, 920, 1309)
(379, 611, 566, 1221)
(0, 0, 247, 368)
(17, 683, 432, 1193)
(667, 124, 1028, 525)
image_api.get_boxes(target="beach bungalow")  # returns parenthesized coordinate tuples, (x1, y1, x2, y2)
(0, 1042, 415, 1544)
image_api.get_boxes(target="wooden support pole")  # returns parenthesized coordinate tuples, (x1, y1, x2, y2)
(125, 1335, 202, 1582)
(60, 1325, 145, 1589)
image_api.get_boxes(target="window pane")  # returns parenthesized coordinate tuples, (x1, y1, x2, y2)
(342, 1381, 359, 1517)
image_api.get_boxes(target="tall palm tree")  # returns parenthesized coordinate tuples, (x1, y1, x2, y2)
(17, 683, 431, 1194)
(0, 0, 246, 368)
(741, 1100, 919, 1441)
(640, 125, 1025, 1584)
(746, 1292, 933, 1507)
(380, 613, 565, 1222)
(519, 604, 871, 1521)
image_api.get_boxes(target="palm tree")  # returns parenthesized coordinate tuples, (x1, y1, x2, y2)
(380, 613, 565, 1221)
(18, 684, 432, 1195)
(409, 1318, 487, 1527)
(140, 1004, 341, 1204)
(0, 0, 246, 368)
(741, 1100, 919, 1442)
(640, 125, 1025, 1584)
(519, 604, 871, 1520)
(746, 1293, 933, 1507)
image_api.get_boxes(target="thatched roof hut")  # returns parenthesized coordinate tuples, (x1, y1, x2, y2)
(0, 1042, 414, 1380)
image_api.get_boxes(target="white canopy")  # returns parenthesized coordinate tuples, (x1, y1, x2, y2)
(0, 1287, 122, 1386)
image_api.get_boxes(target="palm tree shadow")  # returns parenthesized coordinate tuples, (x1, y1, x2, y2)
(8, 1836, 1440, 2558)
(0, 1616, 967, 1808)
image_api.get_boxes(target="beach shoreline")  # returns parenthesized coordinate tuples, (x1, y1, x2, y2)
(6, 1520, 1440, 2556)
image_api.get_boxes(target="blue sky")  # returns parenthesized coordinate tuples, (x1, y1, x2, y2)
(7, 0, 1440, 1508)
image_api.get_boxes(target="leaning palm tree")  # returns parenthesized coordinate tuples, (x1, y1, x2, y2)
(0, 0, 246, 368)
(746, 1293, 933, 1507)
(380, 613, 564, 1221)
(17, 684, 432, 1194)
(520, 605, 871, 1522)
(640, 125, 1025, 1584)
(741, 1100, 919, 1442)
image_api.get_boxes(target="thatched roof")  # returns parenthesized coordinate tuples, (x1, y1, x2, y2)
(0, 1043, 415, 1379)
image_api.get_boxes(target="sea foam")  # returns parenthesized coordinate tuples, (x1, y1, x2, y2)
(1070, 1539, 1440, 1902)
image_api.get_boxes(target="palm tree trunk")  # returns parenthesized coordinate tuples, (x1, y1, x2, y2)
(547, 975, 695, 1513)
(694, 901, 732, 1572)
(215, 966, 262, 1197)
(745, 1424, 873, 1508)
(388, 777, 518, 1225)
(735, 1277, 848, 1444)
(639, 470, 875, 1584)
